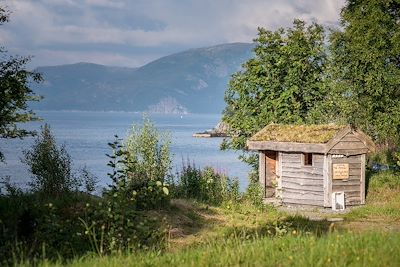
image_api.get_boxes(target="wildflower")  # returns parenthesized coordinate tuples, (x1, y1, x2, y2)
(86, 203, 90, 207)
(156, 181, 162, 186)
(132, 190, 137, 196)
(163, 187, 169, 195)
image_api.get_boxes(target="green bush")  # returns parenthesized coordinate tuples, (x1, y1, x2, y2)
(368, 171, 400, 190)
(174, 160, 241, 205)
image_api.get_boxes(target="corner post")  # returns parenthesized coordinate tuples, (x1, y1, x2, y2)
(259, 151, 266, 198)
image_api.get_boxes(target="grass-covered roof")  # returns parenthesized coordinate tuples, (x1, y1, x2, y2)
(249, 124, 347, 144)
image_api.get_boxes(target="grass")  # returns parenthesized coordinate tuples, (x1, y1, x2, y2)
(250, 124, 347, 143)
(36, 232, 400, 267)
(345, 170, 400, 221)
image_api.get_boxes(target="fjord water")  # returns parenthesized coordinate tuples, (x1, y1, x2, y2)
(0, 111, 250, 191)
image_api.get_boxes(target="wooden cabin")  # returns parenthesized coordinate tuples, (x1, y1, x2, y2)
(246, 124, 375, 208)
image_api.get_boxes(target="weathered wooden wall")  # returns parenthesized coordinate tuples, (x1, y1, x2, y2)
(280, 152, 325, 206)
(331, 155, 363, 206)
(329, 133, 365, 206)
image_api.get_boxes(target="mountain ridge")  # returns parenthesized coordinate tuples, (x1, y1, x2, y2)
(31, 42, 254, 113)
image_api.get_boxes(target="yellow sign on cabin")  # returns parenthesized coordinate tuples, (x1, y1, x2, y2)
(332, 163, 349, 180)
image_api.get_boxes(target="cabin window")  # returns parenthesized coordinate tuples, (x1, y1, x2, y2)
(303, 153, 313, 166)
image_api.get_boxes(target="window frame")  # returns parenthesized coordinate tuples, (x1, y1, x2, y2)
(302, 153, 313, 167)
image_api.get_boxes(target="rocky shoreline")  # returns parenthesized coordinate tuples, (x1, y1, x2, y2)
(193, 121, 229, 138)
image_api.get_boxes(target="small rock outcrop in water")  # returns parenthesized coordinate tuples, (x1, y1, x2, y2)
(193, 121, 229, 138)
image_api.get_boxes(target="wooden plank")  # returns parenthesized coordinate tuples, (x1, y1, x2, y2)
(342, 135, 363, 142)
(283, 188, 324, 196)
(332, 184, 361, 191)
(345, 196, 361, 204)
(314, 154, 324, 160)
(344, 191, 362, 198)
(281, 159, 302, 164)
(282, 167, 323, 176)
(332, 156, 361, 164)
(360, 154, 366, 204)
(283, 179, 324, 187)
(325, 154, 332, 207)
(247, 140, 326, 153)
(265, 151, 277, 198)
(313, 158, 325, 164)
(282, 191, 324, 201)
(349, 163, 362, 169)
(282, 198, 323, 206)
(276, 152, 283, 196)
(331, 176, 361, 183)
(282, 181, 323, 192)
(282, 153, 301, 159)
(332, 180, 361, 186)
(282, 170, 324, 178)
(331, 141, 367, 150)
(259, 151, 266, 198)
(329, 148, 369, 155)
(282, 177, 324, 185)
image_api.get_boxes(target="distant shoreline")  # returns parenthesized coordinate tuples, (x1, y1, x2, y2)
(33, 109, 222, 115)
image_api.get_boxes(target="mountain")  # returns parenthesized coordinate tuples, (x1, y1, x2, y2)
(31, 43, 254, 113)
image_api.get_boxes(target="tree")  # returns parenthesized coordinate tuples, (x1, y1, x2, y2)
(222, 20, 327, 154)
(22, 124, 79, 198)
(0, 7, 42, 161)
(328, 0, 400, 147)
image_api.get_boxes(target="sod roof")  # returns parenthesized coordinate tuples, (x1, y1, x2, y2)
(249, 124, 348, 144)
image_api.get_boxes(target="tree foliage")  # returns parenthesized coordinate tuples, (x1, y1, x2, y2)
(222, 20, 327, 151)
(327, 0, 400, 147)
(0, 7, 42, 161)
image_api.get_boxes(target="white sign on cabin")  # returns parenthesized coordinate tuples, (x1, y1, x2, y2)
(332, 163, 349, 180)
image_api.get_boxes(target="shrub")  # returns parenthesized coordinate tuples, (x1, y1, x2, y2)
(79, 119, 172, 255)
(174, 160, 241, 205)
(22, 124, 80, 198)
(368, 171, 400, 191)
(244, 170, 264, 208)
(106, 118, 172, 210)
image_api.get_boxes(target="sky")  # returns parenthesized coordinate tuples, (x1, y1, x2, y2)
(0, 0, 345, 68)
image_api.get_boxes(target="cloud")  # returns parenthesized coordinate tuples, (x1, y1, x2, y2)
(1, 0, 345, 67)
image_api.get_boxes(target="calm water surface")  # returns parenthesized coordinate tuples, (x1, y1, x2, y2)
(0, 111, 250, 191)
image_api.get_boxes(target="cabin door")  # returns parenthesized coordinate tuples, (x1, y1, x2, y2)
(264, 151, 277, 198)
